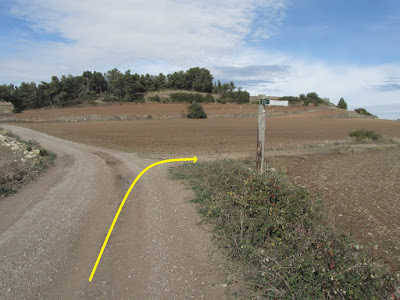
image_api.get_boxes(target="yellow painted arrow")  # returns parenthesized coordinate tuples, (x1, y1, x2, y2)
(89, 156, 197, 282)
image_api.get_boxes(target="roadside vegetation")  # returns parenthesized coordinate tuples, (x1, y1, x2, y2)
(171, 160, 398, 299)
(0, 129, 56, 196)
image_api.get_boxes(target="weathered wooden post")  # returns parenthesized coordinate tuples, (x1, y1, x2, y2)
(256, 98, 268, 174)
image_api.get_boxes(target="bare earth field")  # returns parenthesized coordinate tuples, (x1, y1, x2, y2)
(274, 148, 400, 272)
(4, 103, 323, 120)
(15, 111, 400, 158)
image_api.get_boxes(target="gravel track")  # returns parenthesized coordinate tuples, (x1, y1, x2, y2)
(0, 125, 231, 299)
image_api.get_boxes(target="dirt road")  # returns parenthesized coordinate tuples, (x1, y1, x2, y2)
(0, 125, 231, 299)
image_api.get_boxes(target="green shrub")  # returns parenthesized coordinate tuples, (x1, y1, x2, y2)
(171, 161, 397, 299)
(219, 90, 250, 104)
(186, 102, 207, 119)
(203, 93, 215, 103)
(148, 95, 161, 102)
(103, 93, 117, 102)
(217, 97, 227, 104)
(12, 107, 22, 113)
(355, 108, 373, 116)
(170, 92, 204, 103)
(350, 129, 382, 141)
(281, 92, 328, 106)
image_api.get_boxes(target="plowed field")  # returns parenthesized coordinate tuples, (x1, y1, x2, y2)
(15, 111, 400, 158)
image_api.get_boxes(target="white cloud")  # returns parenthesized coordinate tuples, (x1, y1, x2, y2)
(6, 0, 287, 69)
(1, 0, 399, 119)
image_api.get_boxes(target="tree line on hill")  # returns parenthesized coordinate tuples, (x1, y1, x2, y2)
(280, 92, 333, 106)
(0, 67, 250, 112)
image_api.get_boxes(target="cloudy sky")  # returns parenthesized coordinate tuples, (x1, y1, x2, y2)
(0, 0, 399, 119)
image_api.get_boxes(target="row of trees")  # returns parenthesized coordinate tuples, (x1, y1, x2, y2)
(280, 92, 333, 106)
(0, 67, 238, 111)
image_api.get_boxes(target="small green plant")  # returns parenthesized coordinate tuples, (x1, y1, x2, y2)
(350, 128, 382, 141)
(186, 102, 207, 119)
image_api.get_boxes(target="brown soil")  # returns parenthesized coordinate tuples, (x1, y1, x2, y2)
(5, 103, 334, 121)
(15, 111, 400, 158)
(273, 148, 400, 272)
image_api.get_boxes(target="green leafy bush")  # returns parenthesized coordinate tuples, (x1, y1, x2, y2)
(170, 92, 205, 103)
(148, 95, 161, 102)
(350, 129, 382, 141)
(216, 97, 227, 104)
(355, 108, 373, 116)
(219, 90, 250, 104)
(186, 102, 207, 119)
(203, 94, 215, 103)
(281, 92, 331, 106)
(171, 160, 397, 299)
(102, 93, 117, 102)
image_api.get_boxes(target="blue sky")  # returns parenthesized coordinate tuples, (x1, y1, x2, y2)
(0, 0, 399, 119)
(264, 0, 400, 65)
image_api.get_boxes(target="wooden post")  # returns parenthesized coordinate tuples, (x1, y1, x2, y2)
(256, 103, 266, 174)
(240, 209, 243, 244)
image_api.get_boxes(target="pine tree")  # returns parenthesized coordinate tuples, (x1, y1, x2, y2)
(338, 98, 348, 110)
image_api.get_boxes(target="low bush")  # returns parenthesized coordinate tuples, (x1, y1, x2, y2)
(170, 92, 205, 103)
(169, 92, 215, 104)
(350, 129, 383, 142)
(203, 93, 215, 103)
(355, 108, 373, 116)
(148, 95, 161, 102)
(171, 160, 397, 299)
(102, 92, 118, 102)
(216, 97, 227, 104)
(219, 90, 250, 104)
(186, 102, 207, 119)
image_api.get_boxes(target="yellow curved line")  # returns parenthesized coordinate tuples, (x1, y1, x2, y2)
(89, 156, 197, 282)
